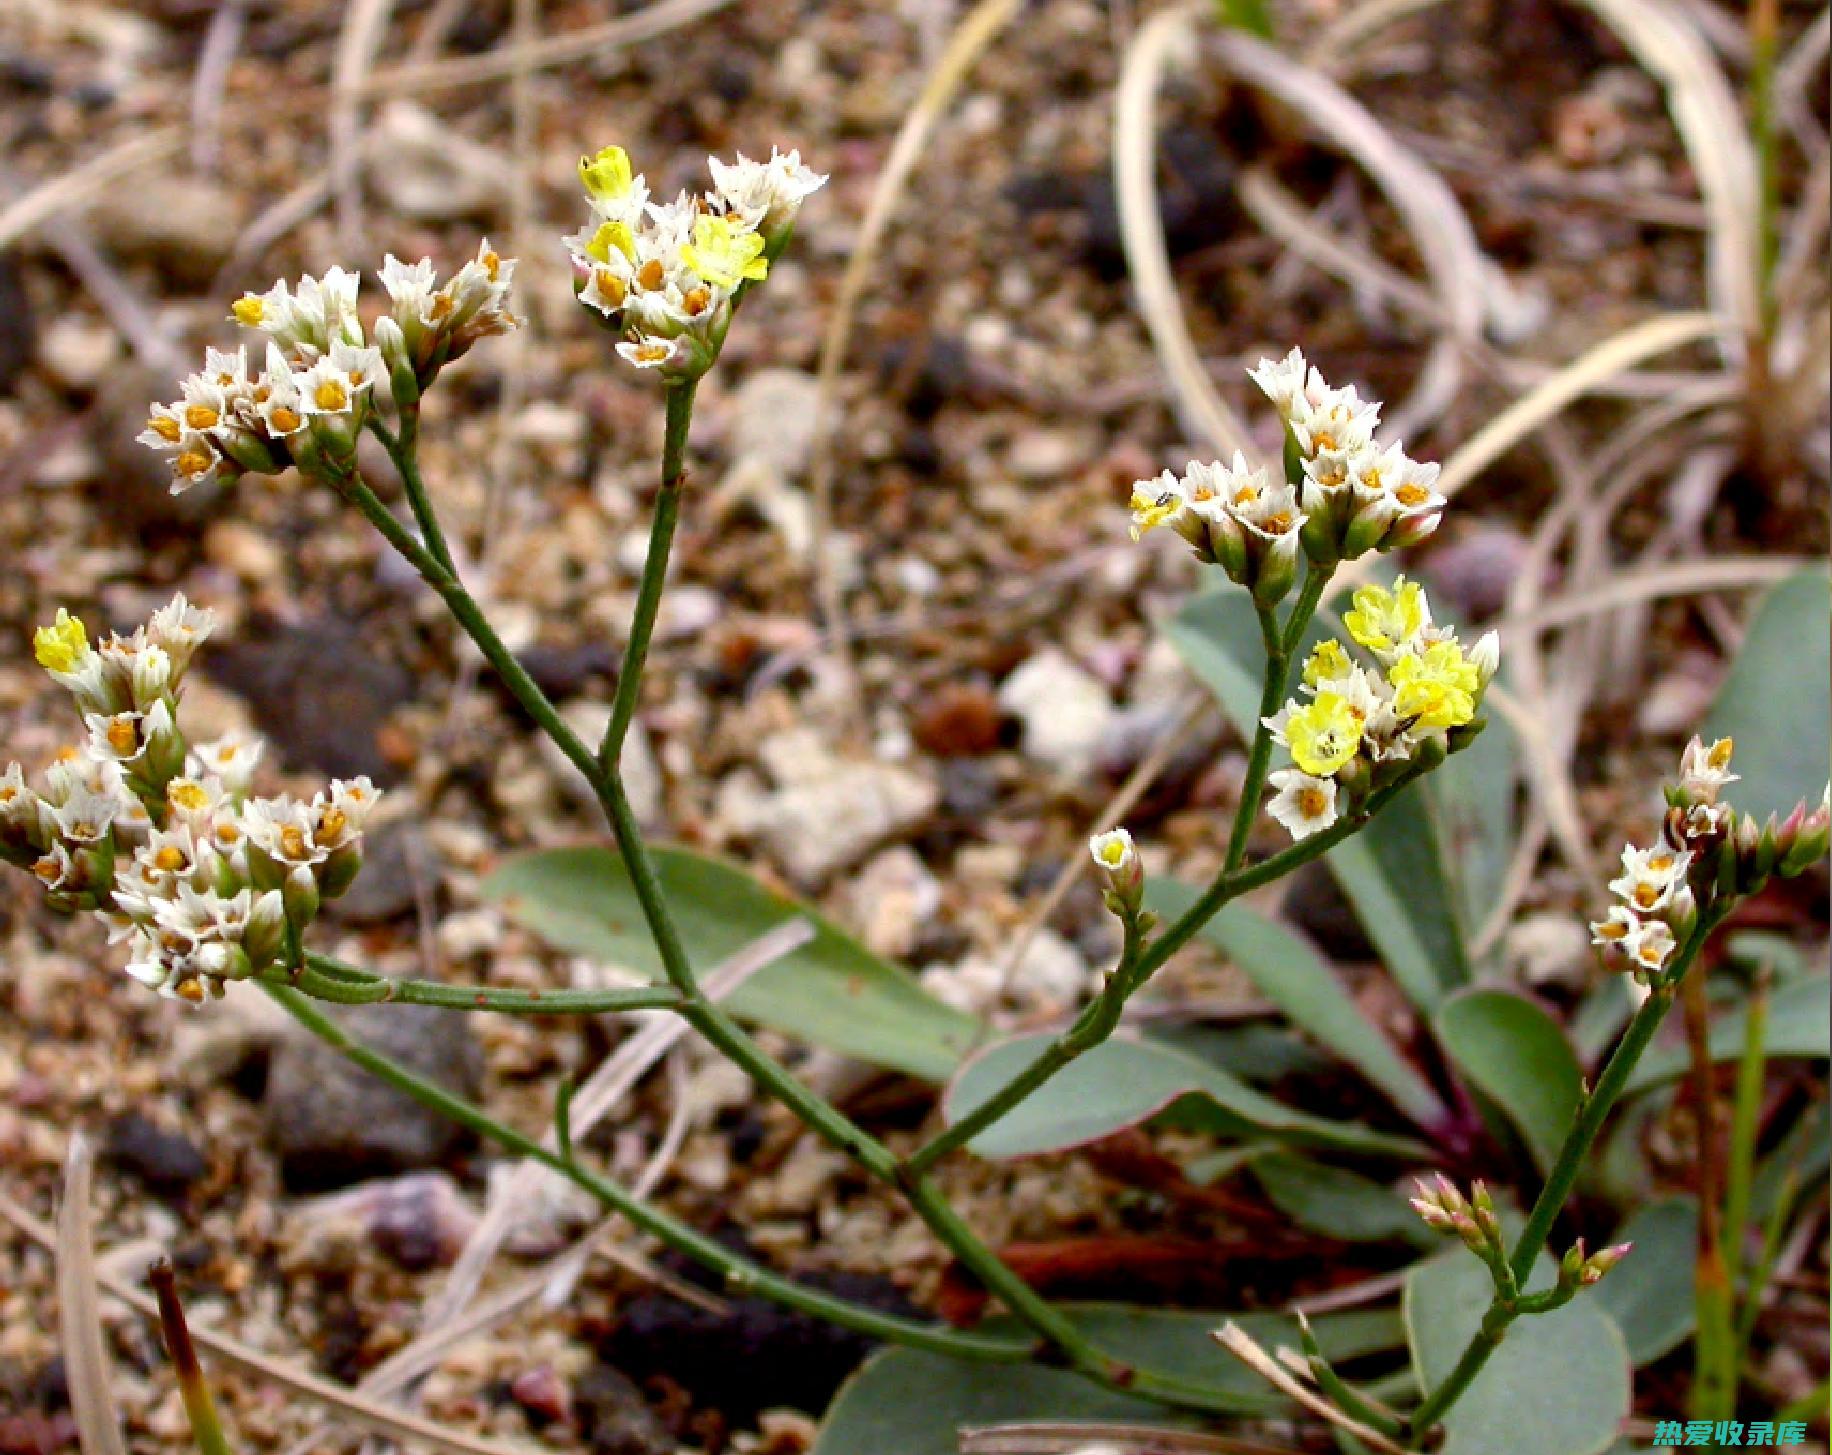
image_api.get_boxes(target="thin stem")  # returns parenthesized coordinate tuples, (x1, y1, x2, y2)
(903, 767, 1426, 1174)
(1507, 919, 1715, 1286)
(1222, 602, 1288, 875)
(368, 412, 456, 577)
(149, 1259, 235, 1455)
(281, 955, 684, 1016)
(262, 981, 1031, 1365)
(1410, 914, 1722, 1442)
(599, 380, 697, 775)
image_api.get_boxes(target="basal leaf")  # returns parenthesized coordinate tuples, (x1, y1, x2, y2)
(1592, 1196, 1698, 1365)
(1625, 975, 1829, 1095)
(1251, 1152, 1437, 1245)
(482, 846, 980, 1081)
(942, 1031, 1428, 1161)
(1436, 988, 1583, 1174)
(1147, 880, 1447, 1128)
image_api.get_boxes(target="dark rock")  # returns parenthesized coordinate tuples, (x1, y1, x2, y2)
(0, 262, 35, 394)
(264, 1003, 482, 1192)
(103, 1112, 209, 1199)
(1282, 861, 1375, 961)
(876, 331, 978, 420)
(325, 820, 428, 924)
(515, 639, 619, 700)
(601, 1243, 924, 1420)
(207, 616, 414, 784)
(937, 759, 1000, 820)
(572, 1366, 672, 1455)
(912, 682, 1002, 758)
(1418, 524, 1531, 622)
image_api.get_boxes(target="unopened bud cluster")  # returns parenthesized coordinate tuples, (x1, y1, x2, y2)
(1413, 1175, 1631, 1308)
(566, 144, 825, 381)
(1593, 738, 1828, 983)
(138, 246, 518, 495)
(6, 598, 379, 1003)
(1261, 579, 1498, 841)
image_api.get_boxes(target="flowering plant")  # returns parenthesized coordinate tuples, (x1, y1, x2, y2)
(10, 141, 1826, 1450)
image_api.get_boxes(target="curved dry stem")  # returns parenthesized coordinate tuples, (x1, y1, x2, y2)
(1580, 0, 1760, 349)
(1114, 2, 1262, 463)
(1205, 24, 1492, 441)
(1436, 311, 1729, 497)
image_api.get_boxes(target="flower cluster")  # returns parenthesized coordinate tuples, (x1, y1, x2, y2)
(1128, 452, 1306, 606)
(1411, 1174, 1632, 1298)
(4, 597, 379, 1003)
(1261, 578, 1498, 840)
(1593, 738, 1828, 983)
(566, 144, 825, 381)
(1247, 348, 1445, 564)
(139, 246, 518, 494)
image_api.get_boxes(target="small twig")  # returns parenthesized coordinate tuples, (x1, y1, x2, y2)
(1212, 1323, 1413, 1455)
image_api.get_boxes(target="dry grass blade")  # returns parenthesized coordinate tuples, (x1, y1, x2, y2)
(1436, 311, 1727, 497)
(56, 1135, 129, 1455)
(1205, 26, 1489, 441)
(1316, 0, 1449, 66)
(361, 0, 737, 97)
(189, 0, 247, 173)
(1212, 1323, 1413, 1455)
(806, 0, 1026, 705)
(330, 0, 396, 254)
(1500, 556, 1817, 637)
(1581, 0, 1759, 345)
(959, 1419, 1297, 1452)
(4, 1193, 540, 1455)
(0, 129, 185, 250)
(1115, 3, 1261, 464)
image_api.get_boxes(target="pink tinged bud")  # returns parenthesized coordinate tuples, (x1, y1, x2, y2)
(1582, 1242, 1632, 1284)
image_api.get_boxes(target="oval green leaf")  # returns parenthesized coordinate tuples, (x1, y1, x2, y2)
(814, 1306, 1403, 1455)
(1592, 1196, 1698, 1365)
(1436, 988, 1582, 1174)
(1148, 881, 1448, 1128)
(1624, 975, 1829, 1095)
(1405, 1251, 1631, 1455)
(942, 1031, 1428, 1161)
(482, 845, 979, 1081)
(1703, 571, 1831, 821)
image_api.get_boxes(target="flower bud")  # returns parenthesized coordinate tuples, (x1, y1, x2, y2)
(282, 861, 320, 928)
(1778, 788, 1830, 877)
(320, 843, 363, 899)
(1089, 828, 1144, 916)
(1581, 1241, 1632, 1285)
(245, 888, 287, 970)
(374, 316, 421, 407)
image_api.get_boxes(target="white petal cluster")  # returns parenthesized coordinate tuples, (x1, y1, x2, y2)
(1247, 347, 1445, 562)
(1592, 755, 1703, 982)
(565, 143, 825, 381)
(143, 247, 518, 494)
(7, 599, 382, 1004)
(1129, 452, 1307, 605)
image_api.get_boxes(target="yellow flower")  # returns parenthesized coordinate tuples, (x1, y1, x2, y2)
(1389, 641, 1480, 729)
(1128, 485, 1181, 540)
(1344, 578, 1426, 654)
(1287, 691, 1362, 776)
(231, 296, 265, 327)
(1303, 640, 1352, 688)
(33, 608, 90, 674)
(579, 145, 635, 204)
(583, 219, 635, 265)
(680, 214, 769, 290)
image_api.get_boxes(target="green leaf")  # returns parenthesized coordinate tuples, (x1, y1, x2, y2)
(1163, 587, 1470, 1012)
(1215, 0, 1275, 39)
(1591, 1196, 1698, 1365)
(1431, 698, 1518, 961)
(1435, 989, 1582, 1174)
(1148, 880, 1448, 1127)
(1405, 1252, 1631, 1455)
(1251, 1152, 1436, 1245)
(1624, 975, 1830, 1095)
(1703, 571, 1831, 821)
(813, 1306, 1403, 1454)
(482, 846, 980, 1081)
(941, 1031, 1429, 1161)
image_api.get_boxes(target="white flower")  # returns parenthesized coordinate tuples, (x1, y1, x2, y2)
(295, 354, 364, 417)
(1267, 769, 1339, 839)
(707, 147, 827, 232)
(1678, 737, 1738, 802)
(1247, 347, 1312, 421)
(379, 253, 441, 327)
(1608, 844, 1693, 915)
(1627, 917, 1677, 975)
(190, 734, 263, 796)
(1589, 903, 1642, 953)
(616, 334, 693, 371)
(83, 701, 175, 766)
(242, 795, 330, 869)
(50, 788, 118, 845)
(164, 774, 228, 825)
(1089, 828, 1138, 877)
(1289, 382, 1380, 460)
(147, 593, 217, 674)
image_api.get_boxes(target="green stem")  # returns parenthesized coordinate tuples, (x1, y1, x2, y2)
(1407, 1303, 1513, 1436)
(1722, 973, 1770, 1283)
(1222, 603, 1289, 876)
(599, 380, 697, 775)
(281, 955, 684, 1016)
(902, 766, 1427, 1175)
(262, 981, 1030, 1365)
(1411, 914, 1723, 1442)
(368, 411, 455, 577)
(1507, 920, 1715, 1287)
(1749, 0, 1781, 342)
(150, 1259, 234, 1455)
